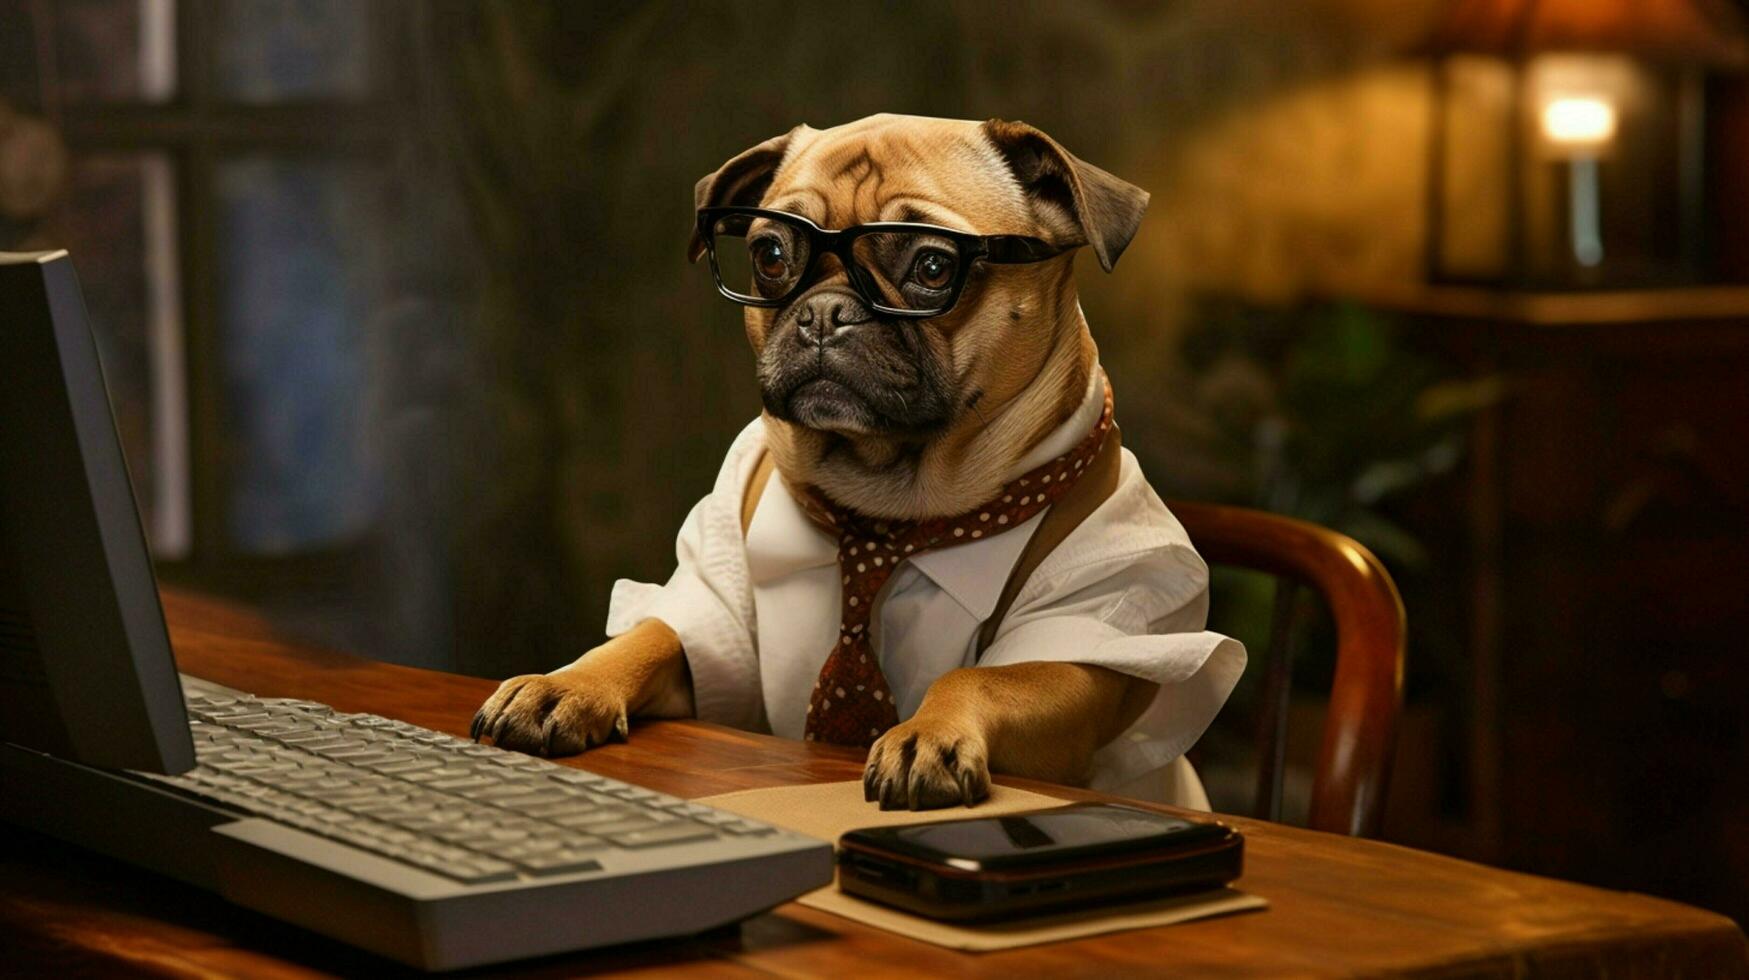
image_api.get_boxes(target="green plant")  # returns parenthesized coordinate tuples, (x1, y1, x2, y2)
(1160, 297, 1500, 704)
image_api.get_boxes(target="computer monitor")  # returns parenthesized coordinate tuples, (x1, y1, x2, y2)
(0, 250, 193, 774)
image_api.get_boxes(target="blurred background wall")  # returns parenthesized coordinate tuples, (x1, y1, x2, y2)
(4, 0, 1748, 928)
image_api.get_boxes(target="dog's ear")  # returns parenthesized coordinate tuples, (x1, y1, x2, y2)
(687, 126, 805, 262)
(981, 119, 1149, 272)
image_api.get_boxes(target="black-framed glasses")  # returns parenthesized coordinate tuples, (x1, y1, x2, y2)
(695, 206, 1079, 318)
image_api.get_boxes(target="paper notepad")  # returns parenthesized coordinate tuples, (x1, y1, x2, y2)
(697, 780, 1267, 951)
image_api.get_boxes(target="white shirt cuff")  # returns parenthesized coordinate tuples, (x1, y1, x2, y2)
(607, 572, 765, 731)
(979, 614, 1246, 791)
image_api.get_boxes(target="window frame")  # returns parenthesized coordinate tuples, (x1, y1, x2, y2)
(42, 0, 420, 588)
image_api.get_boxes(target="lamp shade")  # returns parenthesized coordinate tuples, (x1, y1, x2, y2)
(1422, 0, 1749, 66)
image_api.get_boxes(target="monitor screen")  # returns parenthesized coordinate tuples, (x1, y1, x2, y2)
(0, 250, 193, 774)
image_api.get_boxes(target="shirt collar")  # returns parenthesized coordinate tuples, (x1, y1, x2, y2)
(745, 463, 838, 585)
(908, 364, 1107, 617)
(746, 363, 1108, 620)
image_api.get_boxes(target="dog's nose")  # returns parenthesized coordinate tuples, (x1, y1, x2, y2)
(794, 288, 872, 345)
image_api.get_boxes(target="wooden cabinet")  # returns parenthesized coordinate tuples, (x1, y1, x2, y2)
(1381, 287, 1749, 924)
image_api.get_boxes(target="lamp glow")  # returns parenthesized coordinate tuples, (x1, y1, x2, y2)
(1541, 96, 1617, 148)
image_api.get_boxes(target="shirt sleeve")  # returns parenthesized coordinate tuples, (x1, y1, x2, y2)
(603, 419, 767, 731)
(976, 467, 1247, 792)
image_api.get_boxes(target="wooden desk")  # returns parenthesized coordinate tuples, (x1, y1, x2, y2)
(1, 591, 1743, 978)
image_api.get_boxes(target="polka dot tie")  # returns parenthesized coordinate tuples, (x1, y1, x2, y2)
(796, 385, 1115, 748)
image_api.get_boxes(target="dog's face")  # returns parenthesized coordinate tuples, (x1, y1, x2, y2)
(690, 115, 1148, 445)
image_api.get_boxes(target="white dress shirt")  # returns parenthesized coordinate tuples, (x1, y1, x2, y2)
(605, 367, 1246, 807)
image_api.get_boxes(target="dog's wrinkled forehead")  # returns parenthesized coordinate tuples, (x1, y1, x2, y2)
(689, 113, 1148, 273)
(761, 115, 1031, 236)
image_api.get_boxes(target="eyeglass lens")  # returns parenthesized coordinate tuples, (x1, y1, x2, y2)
(710, 213, 814, 302)
(847, 232, 961, 312)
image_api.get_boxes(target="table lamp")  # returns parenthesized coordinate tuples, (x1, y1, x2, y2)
(1421, 0, 1749, 287)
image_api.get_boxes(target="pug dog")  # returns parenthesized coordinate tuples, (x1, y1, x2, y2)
(473, 114, 1228, 811)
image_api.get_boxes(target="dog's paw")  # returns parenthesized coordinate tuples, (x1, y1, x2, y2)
(471, 673, 629, 757)
(863, 719, 991, 810)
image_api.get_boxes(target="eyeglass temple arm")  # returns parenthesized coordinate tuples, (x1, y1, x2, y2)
(982, 236, 1082, 264)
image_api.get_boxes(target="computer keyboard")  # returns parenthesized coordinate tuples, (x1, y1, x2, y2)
(136, 685, 779, 885)
(2, 678, 833, 967)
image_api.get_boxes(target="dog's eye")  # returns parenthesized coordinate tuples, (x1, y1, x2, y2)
(751, 238, 790, 281)
(910, 250, 955, 290)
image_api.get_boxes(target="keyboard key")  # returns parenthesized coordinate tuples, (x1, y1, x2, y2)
(466, 789, 572, 809)
(211, 762, 278, 775)
(304, 787, 386, 804)
(550, 809, 638, 829)
(346, 796, 413, 815)
(447, 859, 518, 884)
(517, 851, 604, 876)
(521, 801, 589, 819)
(608, 787, 659, 803)
(308, 740, 373, 757)
(492, 837, 563, 857)
(231, 719, 305, 734)
(428, 775, 497, 792)
(609, 823, 718, 848)
(406, 841, 475, 863)
(547, 770, 607, 787)
(581, 816, 671, 836)
(374, 758, 443, 775)
(356, 754, 417, 771)
(211, 711, 273, 725)
(432, 827, 491, 846)
(333, 750, 397, 765)
(322, 745, 393, 761)
(280, 732, 347, 747)
(402, 852, 464, 876)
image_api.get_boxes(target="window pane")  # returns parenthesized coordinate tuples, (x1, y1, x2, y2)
(35, 153, 189, 558)
(0, 1, 41, 103)
(213, 0, 372, 103)
(50, 0, 177, 103)
(216, 157, 382, 554)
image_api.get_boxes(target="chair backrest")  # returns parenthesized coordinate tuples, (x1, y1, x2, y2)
(1168, 500, 1406, 838)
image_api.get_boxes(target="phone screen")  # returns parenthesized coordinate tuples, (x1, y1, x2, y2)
(878, 804, 1226, 866)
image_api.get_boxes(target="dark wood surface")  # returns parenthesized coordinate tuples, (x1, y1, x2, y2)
(1168, 500, 1406, 839)
(0, 589, 1742, 978)
(1365, 288, 1749, 924)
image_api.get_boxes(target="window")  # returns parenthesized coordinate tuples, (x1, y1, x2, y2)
(3, 1, 418, 578)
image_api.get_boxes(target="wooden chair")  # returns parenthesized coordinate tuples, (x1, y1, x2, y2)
(1168, 500, 1406, 838)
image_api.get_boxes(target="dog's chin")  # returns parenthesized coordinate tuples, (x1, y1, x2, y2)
(782, 378, 882, 435)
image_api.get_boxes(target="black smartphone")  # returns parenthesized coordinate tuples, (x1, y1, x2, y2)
(837, 802, 1243, 922)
